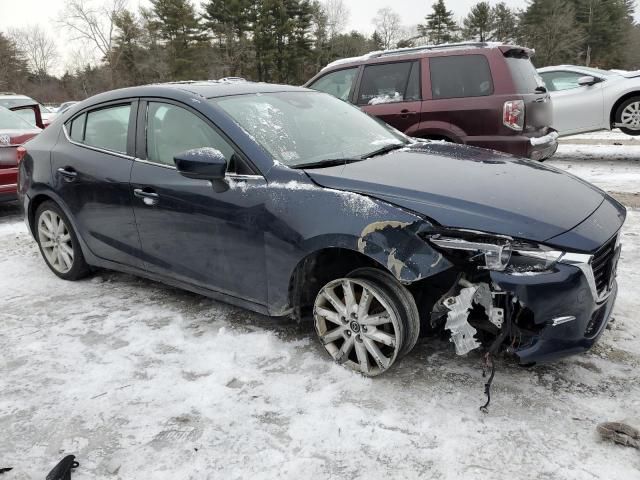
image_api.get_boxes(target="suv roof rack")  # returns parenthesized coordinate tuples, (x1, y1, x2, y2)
(370, 42, 494, 59)
(322, 42, 505, 70)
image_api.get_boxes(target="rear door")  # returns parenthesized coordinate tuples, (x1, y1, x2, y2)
(356, 60, 422, 133)
(539, 70, 605, 135)
(52, 100, 143, 267)
(428, 54, 496, 140)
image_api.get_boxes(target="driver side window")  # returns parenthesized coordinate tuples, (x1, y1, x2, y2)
(540, 71, 585, 92)
(146, 102, 250, 174)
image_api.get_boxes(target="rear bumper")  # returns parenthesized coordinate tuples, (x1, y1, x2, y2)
(464, 130, 559, 161)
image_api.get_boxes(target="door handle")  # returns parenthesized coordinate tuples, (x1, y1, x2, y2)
(400, 109, 417, 119)
(57, 167, 77, 181)
(133, 188, 159, 206)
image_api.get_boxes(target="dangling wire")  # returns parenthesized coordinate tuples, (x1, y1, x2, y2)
(480, 352, 495, 413)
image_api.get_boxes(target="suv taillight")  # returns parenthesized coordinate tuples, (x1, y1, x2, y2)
(503, 100, 524, 131)
(16, 146, 27, 164)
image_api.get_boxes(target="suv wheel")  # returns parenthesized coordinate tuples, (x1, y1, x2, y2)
(35, 201, 90, 280)
(313, 275, 410, 376)
(615, 97, 640, 136)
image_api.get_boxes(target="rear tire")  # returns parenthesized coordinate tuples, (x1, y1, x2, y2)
(35, 201, 90, 280)
(347, 267, 420, 359)
(615, 97, 640, 136)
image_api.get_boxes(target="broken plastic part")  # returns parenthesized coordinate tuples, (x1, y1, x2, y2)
(474, 283, 504, 328)
(443, 286, 482, 355)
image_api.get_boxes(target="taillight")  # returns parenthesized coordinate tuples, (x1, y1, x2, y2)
(16, 146, 27, 164)
(503, 100, 524, 131)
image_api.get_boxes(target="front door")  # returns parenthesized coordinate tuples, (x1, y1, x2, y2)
(52, 100, 143, 267)
(130, 100, 269, 304)
(540, 70, 605, 135)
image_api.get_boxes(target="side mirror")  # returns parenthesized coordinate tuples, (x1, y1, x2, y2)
(174, 148, 229, 192)
(578, 76, 597, 87)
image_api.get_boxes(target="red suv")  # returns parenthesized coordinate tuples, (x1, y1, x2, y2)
(305, 42, 558, 161)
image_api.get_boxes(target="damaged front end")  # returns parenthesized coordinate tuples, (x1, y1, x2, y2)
(424, 227, 620, 365)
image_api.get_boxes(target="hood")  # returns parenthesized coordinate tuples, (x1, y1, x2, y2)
(305, 143, 605, 243)
(619, 70, 640, 78)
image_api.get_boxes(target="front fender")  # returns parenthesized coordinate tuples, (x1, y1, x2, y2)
(262, 177, 453, 313)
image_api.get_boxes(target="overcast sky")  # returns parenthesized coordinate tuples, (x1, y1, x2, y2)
(0, 0, 637, 75)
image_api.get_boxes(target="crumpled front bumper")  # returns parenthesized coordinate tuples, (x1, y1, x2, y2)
(490, 257, 619, 364)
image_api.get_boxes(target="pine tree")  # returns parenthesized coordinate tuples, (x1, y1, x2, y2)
(202, 0, 252, 76)
(571, 0, 635, 67)
(419, 0, 458, 44)
(519, 0, 584, 66)
(491, 2, 518, 43)
(463, 2, 493, 42)
(370, 31, 384, 50)
(0, 33, 28, 91)
(150, 0, 208, 79)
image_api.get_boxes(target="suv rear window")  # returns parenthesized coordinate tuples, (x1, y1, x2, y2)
(430, 55, 493, 99)
(504, 56, 545, 94)
(357, 61, 420, 105)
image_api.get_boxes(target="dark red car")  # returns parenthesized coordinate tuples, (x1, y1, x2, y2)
(305, 42, 558, 161)
(0, 104, 42, 202)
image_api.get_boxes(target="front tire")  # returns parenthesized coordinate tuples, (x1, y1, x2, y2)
(313, 276, 407, 376)
(35, 201, 90, 280)
(615, 97, 640, 136)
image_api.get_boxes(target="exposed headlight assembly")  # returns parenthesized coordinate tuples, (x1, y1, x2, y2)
(429, 230, 564, 273)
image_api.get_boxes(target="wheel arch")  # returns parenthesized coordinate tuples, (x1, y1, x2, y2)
(26, 189, 96, 266)
(609, 91, 640, 127)
(288, 247, 384, 315)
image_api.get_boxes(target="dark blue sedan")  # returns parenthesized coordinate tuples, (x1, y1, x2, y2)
(18, 81, 625, 375)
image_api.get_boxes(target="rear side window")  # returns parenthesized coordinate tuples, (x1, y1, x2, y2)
(357, 61, 420, 105)
(505, 56, 545, 93)
(69, 114, 86, 142)
(309, 68, 358, 101)
(430, 55, 493, 99)
(83, 104, 131, 154)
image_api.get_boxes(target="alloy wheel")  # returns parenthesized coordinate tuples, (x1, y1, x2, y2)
(314, 278, 402, 376)
(621, 101, 640, 130)
(38, 210, 74, 274)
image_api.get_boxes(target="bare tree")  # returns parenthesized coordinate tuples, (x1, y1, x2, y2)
(58, 0, 128, 86)
(323, 0, 350, 39)
(372, 7, 402, 50)
(9, 26, 58, 78)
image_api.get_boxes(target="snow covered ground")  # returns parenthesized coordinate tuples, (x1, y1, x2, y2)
(1, 137, 639, 479)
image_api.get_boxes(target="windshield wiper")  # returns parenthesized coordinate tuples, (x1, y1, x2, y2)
(361, 143, 406, 159)
(290, 158, 364, 169)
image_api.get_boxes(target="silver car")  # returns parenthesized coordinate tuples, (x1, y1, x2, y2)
(538, 65, 640, 136)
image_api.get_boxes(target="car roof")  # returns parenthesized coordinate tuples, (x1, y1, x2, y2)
(81, 81, 309, 105)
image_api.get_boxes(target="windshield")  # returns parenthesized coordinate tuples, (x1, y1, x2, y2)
(212, 91, 408, 167)
(0, 106, 37, 129)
